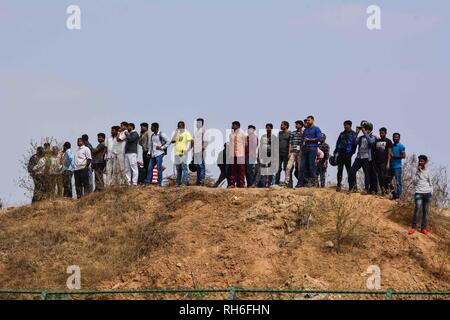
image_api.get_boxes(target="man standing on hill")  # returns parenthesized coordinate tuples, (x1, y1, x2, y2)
(139, 122, 150, 181)
(245, 125, 258, 187)
(228, 121, 247, 188)
(390, 133, 406, 200)
(317, 133, 330, 188)
(333, 120, 357, 192)
(74, 137, 92, 199)
(28, 146, 46, 202)
(91, 133, 107, 191)
(124, 123, 140, 186)
(145, 122, 170, 186)
(172, 121, 193, 187)
(373, 127, 393, 195)
(297, 116, 322, 188)
(62, 142, 75, 198)
(276, 121, 291, 186)
(349, 123, 376, 193)
(193, 118, 208, 186)
(82, 134, 94, 192)
(285, 120, 304, 188)
(106, 126, 126, 186)
(259, 123, 278, 188)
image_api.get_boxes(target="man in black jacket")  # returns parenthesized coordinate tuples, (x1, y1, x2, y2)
(334, 120, 357, 192)
(124, 123, 140, 186)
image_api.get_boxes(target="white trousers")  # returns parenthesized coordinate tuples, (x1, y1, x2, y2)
(125, 153, 138, 186)
(106, 153, 126, 186)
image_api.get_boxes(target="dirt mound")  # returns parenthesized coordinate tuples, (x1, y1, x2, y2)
(0, 187, 448, 299)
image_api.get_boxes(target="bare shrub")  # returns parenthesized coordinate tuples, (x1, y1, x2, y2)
(294, 197, 315, 229)
(330, 195, 366, 253)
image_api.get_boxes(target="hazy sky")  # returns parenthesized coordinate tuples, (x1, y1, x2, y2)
(1, 0, 449, 206)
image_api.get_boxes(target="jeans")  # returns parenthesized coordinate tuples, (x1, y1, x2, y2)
(317, 163, 327, 188)
(390, 167, 403, 199)
(245, 157, 256, 187)
(285, 152, 301, 187)
(297, 147, 318, 187)
(368, 161, 378, 193)
(145, 154, 164, 186)
(275, 153, 289, 185)
(175, 154, 189, 186)
(194, 153, 205, 184)
(337, 154, 352, 187)
(412, 193, 432, 230)
(349, 158, 370, 192)
(74, 167, 90, 199)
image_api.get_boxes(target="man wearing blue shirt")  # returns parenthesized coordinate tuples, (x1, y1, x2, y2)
(297, 115, 322, 188)
(62, 142, 75, 198)
(390, 132, 406, 199)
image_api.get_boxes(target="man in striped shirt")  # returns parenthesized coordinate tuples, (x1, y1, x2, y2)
(284, 120, 304, 188)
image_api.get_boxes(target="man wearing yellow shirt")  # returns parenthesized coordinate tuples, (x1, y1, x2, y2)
(172, 121, 193, 186)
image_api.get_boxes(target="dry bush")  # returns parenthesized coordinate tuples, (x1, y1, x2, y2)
(294, 196, 316, 229)
(329, 195, 366, 253)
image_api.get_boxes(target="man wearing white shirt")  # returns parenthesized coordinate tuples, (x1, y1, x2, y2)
(74, 137, 92, 199)
(106, 126, 126, 186)
(193, 118, 208, 186)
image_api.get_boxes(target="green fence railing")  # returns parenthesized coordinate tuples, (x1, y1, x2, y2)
(0, 287, 449, 300)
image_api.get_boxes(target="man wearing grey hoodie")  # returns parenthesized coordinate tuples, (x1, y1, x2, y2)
(349, 123, 376, 193)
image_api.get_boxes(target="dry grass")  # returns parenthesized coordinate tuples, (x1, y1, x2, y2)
(0, 187, 173, 290)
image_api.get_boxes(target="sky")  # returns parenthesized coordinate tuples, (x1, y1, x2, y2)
(1, 0, 449, 206)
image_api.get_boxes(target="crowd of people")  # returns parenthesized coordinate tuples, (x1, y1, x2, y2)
(27, 116, 434, 235)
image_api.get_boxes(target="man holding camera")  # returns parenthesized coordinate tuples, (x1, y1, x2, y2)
(349, 121, 376, 193)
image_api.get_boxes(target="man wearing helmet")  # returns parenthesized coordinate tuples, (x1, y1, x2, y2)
(349, 121, 376, 193)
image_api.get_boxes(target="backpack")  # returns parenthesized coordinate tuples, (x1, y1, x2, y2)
(154, 132, 169, 156)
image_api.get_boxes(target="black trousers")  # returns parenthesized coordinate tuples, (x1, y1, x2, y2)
(349, 158, 370, 192)
(62, 170, 73, 198)
(275, 153, 289, 184)
(337, 154, 352, 187)
(142, 151, 150, 183)
(369, 161, 378, 193)
(374, 161, 390, 193)
(74, 168, 90, 199)
(214, 164, 228, 187)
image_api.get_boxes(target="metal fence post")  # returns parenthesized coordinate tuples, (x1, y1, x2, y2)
(228, 286, 236, 300)
(385, 288, 393, 300)
(40, 290, 48, 300)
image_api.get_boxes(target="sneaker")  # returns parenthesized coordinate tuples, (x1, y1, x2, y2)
(408, 228, 416, 235)
(420, 229, 429, 236)
(336, 185, 342, 192)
